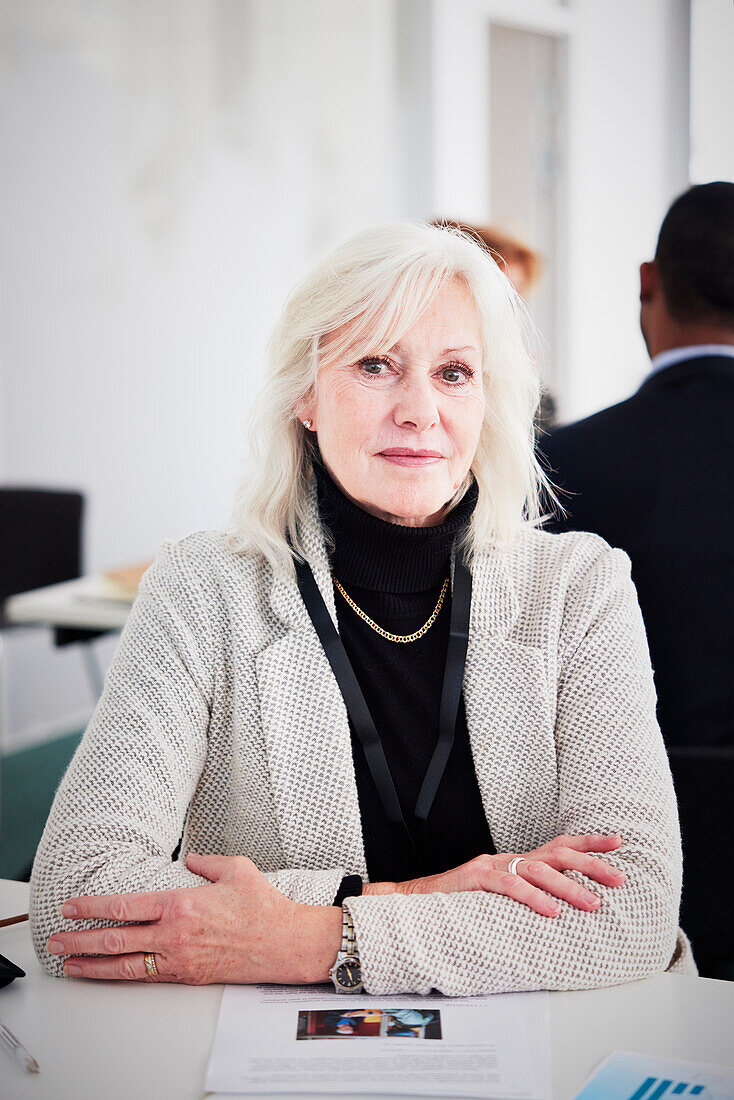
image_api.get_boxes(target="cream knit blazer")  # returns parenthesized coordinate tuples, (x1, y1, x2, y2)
(30, 485, 695, 993)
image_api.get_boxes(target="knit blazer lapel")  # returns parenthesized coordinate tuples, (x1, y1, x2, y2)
(463, 545, 560, 854)
(259, 487, 559, 875)
(256, 484, 368, 877)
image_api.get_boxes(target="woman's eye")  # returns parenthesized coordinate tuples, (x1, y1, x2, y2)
(441, 365, 468, 383)
(358, 358, 389, 376)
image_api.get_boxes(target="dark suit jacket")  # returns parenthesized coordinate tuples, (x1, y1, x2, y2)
(541, 355, 734, 749)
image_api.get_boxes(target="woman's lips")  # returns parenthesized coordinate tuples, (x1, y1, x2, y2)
(378, 449, 444, 467)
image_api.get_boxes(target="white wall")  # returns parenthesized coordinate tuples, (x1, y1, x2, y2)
(1, 0, 725, 750)
(690, 0, 734, 183)
(424, 0, 691, 423)
(561, 0, 691, 422)
(0, 0, 401, 750)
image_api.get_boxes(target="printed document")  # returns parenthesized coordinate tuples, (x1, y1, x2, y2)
(573, 1051, 734, 1100)
(205, 983, 551, 1098)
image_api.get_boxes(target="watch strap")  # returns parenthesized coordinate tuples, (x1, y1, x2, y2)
(330, 906, 363, 993)
(341, 907, 358, 957)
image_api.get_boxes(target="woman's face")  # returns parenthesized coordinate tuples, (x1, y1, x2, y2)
(301, 277, 486, 527)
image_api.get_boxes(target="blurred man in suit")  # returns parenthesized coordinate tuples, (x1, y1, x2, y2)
(541, 182, 734, 977)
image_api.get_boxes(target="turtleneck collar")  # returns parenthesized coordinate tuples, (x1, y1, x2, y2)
(314, 459, 478, 594)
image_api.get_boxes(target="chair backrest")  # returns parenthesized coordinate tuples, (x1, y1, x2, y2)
(0, 488, 84, 619)
(668, 746, 734, 975)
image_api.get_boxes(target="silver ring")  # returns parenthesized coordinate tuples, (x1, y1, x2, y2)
(508, 857, 526, 875)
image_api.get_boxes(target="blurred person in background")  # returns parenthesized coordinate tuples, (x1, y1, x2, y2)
(433, 219, 556, 427)
(541, 182, 734, 979)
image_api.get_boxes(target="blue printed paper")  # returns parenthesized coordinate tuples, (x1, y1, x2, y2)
(574, 1052, 734, 1100)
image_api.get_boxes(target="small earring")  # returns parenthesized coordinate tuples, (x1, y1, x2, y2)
(303, 420, 312, 430)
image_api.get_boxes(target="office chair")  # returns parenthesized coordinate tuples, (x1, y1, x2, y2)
(0, 486, 107, 690)
(668, 746, 734, 980)
(0, 488, 112, 879)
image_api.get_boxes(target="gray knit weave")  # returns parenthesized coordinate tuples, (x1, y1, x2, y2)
(30, 484, 694, 992)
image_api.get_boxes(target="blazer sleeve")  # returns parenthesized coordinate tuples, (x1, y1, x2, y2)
(344, 542, 684, 995)
(29, 541, 347, 977)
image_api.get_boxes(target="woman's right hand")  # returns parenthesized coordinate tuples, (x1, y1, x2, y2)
(362, 834, 625, 917)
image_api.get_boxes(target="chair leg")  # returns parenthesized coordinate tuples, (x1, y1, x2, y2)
(81, 642, 105, 701)
(0, 631, 6, 749)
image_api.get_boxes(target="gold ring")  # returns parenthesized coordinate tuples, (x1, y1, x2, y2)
(143, 952, 159, 978)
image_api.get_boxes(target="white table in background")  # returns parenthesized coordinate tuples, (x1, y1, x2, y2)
(1, 879, 732, 1100)
(4, 576, 132, 633)
(2, 576, 131, 701)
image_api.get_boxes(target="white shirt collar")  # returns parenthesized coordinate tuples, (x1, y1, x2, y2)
(649, 344, 734, 377)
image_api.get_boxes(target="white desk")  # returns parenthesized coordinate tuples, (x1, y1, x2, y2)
(4, 577, 132, 633)
(1, 879, 732, 1100)
(2, 577, 132, 704)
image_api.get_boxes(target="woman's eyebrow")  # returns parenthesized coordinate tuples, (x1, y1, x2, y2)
(387, 342, 480, 356)
(441, 345, 480, 356)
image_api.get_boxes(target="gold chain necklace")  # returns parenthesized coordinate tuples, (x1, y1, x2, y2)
(332, 576, 450, 644)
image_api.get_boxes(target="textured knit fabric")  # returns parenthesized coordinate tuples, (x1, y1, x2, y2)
(29, 481, 695, 992)
(315, 464, 495, 882)
(541, 355, 734, 977)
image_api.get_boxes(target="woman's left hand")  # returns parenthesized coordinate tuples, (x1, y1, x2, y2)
(46, 853, 342, 985)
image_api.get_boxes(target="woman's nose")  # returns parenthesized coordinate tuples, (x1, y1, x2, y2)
(393, 376, 439, 432)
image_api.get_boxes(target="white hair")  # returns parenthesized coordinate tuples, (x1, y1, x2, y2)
(228, 221, 555, 576)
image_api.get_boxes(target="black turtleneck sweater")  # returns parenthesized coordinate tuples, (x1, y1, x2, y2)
(315, 463, 495, 890)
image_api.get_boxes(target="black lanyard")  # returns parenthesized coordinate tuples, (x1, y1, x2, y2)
(294, 552, 472, 873)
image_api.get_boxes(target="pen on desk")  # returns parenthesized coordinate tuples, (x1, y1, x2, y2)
(0, 913, 29, 929)
(0, 1018, 40, 1074)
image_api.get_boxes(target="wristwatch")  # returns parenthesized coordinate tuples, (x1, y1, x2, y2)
(329, 907, 363, 993)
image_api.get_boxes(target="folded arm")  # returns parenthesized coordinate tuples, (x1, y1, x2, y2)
(345, 544, 684, 995)
(29, 541, 348, 977)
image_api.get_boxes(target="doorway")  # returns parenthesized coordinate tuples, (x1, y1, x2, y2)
(489, 23, 567, 401)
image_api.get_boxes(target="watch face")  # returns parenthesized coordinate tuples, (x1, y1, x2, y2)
(335, 957, 362, 989)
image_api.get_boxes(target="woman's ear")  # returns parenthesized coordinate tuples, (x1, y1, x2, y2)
(294, 394, 316, 431)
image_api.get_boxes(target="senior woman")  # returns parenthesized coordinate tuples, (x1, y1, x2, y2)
(30, 223, 694, 995)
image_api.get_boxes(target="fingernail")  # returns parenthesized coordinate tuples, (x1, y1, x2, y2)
(62, 903, 77, 917)
(588, 897, 600, 908)
(48, 938, 65, 954)
(548, 904, 559, 916)
(65, 964, 82, 976)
